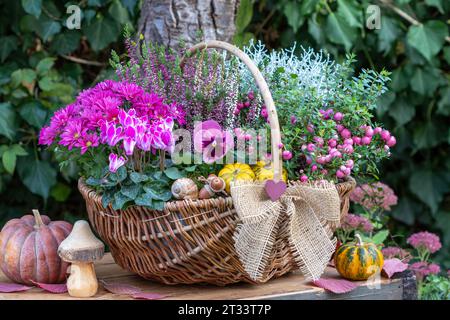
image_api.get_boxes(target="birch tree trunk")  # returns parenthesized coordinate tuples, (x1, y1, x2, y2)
(137, 0, 240, 48)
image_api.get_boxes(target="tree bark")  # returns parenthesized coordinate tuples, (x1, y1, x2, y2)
(137, 0, 240, 49)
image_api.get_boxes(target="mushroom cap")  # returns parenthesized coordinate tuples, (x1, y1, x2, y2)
(58, 220, 104, 263)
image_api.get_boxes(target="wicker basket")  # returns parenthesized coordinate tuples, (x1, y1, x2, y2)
(79, 41, 356, 286)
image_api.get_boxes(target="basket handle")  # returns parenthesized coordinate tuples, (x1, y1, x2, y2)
(181, 40, 283, 182)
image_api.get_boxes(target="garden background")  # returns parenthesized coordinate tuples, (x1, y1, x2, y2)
(0, 0, 449, 271)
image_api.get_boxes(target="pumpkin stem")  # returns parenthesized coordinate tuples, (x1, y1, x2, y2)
(32, 209, 44, 228)
(355, 233, 363, 246)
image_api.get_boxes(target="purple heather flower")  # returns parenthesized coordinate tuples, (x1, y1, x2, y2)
(407, 231, 442, 254)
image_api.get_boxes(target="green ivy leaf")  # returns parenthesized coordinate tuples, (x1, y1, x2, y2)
(122, 0, 137, 14)
(391, 197, 418, 225)
(11, 145, 28, 156)
(410, 67, 441, 96)
(407, 21, 448, 62)
(0, 102, 17, 140)
(120, 184, 141, 200)
(337, 0, 362, 28)
(19, 101, 47, 128)
(108, 0, 130, 24)
(163, 167, 184, 180)
(388, 97, 415, 126)
(17, 158, 57, 200)
(409, 169, 449, 214)
(38, 76, 57, 91)
(325, 13, 356, 51)
(413, 121, 442, 150)
(50, 182, 72, 202)
(36, 57, 56, 75)
(21, 0, 42, 17)
(11, 68, 36, 87)
(84, 17, 119, 51)
(425, 0, 444, 14)
(283, 1, 304, 33)
(235, 0, 253, 33)
(2, 148, 17, 174)
(300, 0, 318, 15)
(50, 32, 81, 55)
(376, 17, 400, 55)
(36, 15, 61, 41)
(0, 36, 18, 62)
(437, 87, 450, 116)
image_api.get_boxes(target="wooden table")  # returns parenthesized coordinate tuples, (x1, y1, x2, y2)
(0, 253, 417, 300)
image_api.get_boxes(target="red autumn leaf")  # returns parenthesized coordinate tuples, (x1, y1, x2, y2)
(312, 277, 358, 294)
(31, 281, 68, 293)
(131, 292, 166, 300)
(0, 282, 33, 293)
(382, 258, 408, 278)
(101, 280, 142, 295)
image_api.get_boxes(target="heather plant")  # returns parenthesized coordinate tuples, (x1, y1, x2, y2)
(234, 41, 394, 184)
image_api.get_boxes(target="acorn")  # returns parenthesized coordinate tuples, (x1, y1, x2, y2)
(206, 175, 226, 193)
(171, 178, 199, 200)
(199, 185, 214, 199)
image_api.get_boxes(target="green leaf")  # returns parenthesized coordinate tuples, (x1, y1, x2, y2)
(300, 0, 318, 15)
(337, 0, 362, 28)
(413, 121, 442, 150)
(11, 145, 28, 156)
(112, 192, 130, 210)
(235, 0, 253, 33)
(409, 169, 449, 214)
(19, 101, 47, 128)
(407, 21, 448, 62)
(101, 189, 114, 208)
(17, 158, 57, 199)
(21, 0, 42, 17)
(38, 76, 57, 91)
(84, 17, 119, 51)
(371, 230, 389, 245)
(437, 87, 450, 116)
(444, 47, 450, 64)
(109, 166, 127, 183)
(388, 97, 415, 126)
(11, 68, 36, 87)
(410, 67, 440, 96)
(325, 13, 356, 51)
(152, 200, 165, 211)
(163, 167, 184, 180)
(0, 102, 16, 140)
(50, 182, 71, 202)
(122, 0, 137, 14)
(108, 0, 130, 24)
(36, 15, 61, 41)
(377, 17, 400, 55)
(0, 36, 19, 62)
(36, 57, 56, 75)
(130, 172, 149, 183)
(391, 198, 417, 225)
(86, 177, 102, 186)
(135, 192, 153, 207)
(283, 1, 304, 33)
(390, 66, 412, 92)
(142, 185, 172, 202)
(2, 149, 17, 174)
(120, 184, 141, 200)
(50, 32, 81, 55)
(425, 0, 444, 13)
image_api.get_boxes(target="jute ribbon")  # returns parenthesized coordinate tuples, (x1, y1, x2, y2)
(230, 180, 341, 281)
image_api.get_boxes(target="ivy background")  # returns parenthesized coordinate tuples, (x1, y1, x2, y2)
(0, 0, 449, 268)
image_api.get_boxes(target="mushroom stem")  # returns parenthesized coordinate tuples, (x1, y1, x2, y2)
(32, 209, 44, 228)
(67, 262, 98, 298)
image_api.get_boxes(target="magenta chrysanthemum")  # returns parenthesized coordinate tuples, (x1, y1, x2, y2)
(407, 231, 442, 254)
(350, 182, 398, 211)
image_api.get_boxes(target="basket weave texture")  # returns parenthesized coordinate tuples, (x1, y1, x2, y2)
(79, 178, 355, 285)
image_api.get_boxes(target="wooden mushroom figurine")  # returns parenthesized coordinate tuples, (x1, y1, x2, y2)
(58, 220, 104, 298)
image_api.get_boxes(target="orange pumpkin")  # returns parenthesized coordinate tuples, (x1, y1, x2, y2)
(0, 210, 72, 284)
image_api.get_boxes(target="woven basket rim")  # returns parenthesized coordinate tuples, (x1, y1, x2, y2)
(78, 176, 356, 211)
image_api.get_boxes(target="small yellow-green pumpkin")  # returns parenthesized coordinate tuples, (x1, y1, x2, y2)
(334, 234, 384, 281)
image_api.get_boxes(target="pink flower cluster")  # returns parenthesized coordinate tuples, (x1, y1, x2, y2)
(341, 213, 374, 233)
(350, 182, 398, 211)
(382, 246, 412, 262)
(299, 109, 396, 181)
(409, 261, 441, 280)
(407, 231, 442, 254)
(39, 80, 185, 173)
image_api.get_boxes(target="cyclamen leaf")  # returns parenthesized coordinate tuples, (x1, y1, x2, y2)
(382, 258, 409, 278)
(313, 277, 358, 294)
(131, 292, 166, 300)
(164, 167, 184, 180)
(0, 282, 33, 293)
(130, 172, 149, 183)
(120, 184, 141, 199)
(31, 281, 67, 293)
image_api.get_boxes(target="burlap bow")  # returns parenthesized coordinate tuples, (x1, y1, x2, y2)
(230, 180, 341, 281)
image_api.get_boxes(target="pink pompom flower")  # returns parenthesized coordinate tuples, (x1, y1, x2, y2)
(407, 231, 442, 254)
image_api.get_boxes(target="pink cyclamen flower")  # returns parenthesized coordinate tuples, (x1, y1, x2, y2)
(108, 153, 126, 173)
(193, 120, 234, 164)
(407, 231, 442, 254)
